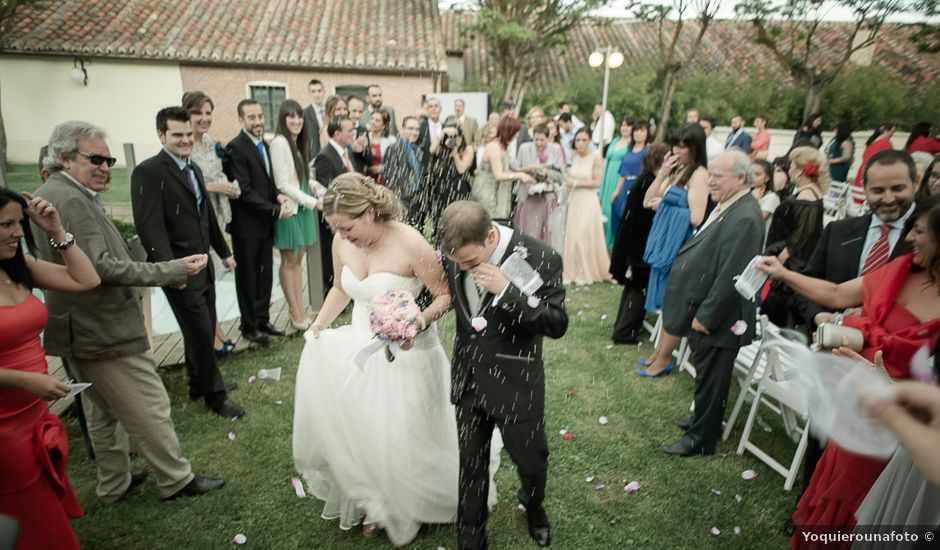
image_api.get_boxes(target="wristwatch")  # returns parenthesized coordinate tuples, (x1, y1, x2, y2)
(49, 232, 76, 250)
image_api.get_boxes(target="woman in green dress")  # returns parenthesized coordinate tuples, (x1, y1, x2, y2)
(271, 99, 319, 330)
(599, 116, 634, 248)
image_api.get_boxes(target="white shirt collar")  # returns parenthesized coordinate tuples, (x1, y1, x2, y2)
(329, 139, 347, 158)
(243, 129, 263, 146)
(870, 203, 915, 229)
(489, 223, 513, 265)
(60, 171, 98, 199)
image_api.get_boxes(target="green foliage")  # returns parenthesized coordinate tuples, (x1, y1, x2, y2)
(822, 65, 940, 129)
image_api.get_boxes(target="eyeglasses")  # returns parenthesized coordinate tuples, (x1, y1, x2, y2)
(78, 152, 117, 167)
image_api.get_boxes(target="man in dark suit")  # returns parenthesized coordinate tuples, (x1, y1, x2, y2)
(799, 149, 917, 328)
(132, 107, 244, 418)
(346, 94, 372, 170)
(383, 116, 425, 227)
(302, 78, 326, 160)
(439, 201, 568, 549)
(724, 115, 752, 155)
(226, 99, 291, 345)
(417, 97, 444, 160)
(38, 120, 226, 499)
(313, 115, 358, 294)
(660, 150, 765, 456)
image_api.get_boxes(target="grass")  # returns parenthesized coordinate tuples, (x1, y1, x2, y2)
(7, 163, 131, 204)
(62, 283, 797, 549)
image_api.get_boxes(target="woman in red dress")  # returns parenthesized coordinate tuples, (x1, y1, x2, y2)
(758, 195, 940, 548)
(0, 187, 99, 549)
(366, 109, 395, 186)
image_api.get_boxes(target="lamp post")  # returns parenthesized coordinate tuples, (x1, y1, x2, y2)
(588, 46, 624, 153)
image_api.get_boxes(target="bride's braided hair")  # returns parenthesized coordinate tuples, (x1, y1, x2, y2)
(323, 173, 403, 222)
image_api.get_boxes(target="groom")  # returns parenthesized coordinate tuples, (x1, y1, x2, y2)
(438, 201, 568, 549)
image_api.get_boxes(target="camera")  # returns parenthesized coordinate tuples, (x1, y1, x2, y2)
(445, 135, 458, 148)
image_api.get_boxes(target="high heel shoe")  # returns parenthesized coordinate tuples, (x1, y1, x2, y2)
(635, 362, 675, 378)
(634, 358, 650, 366)
(291, 318, 312, 331)
(214, 344, 231, 359)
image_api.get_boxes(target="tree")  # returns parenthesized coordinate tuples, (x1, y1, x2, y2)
(736, 0, 913, 126)
(627, 0, 722, 142)
(0, 0, 46, 186)
(910, 0, 940, 53)
(459, 0, 609, 106)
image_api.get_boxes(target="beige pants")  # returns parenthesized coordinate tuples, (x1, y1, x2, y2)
(71, 351, 193, 502)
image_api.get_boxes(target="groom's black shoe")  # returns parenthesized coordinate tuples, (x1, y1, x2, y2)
(242, 330, 271, 346)
(260, 322, 285, 337)
(163, 475, 225, 500)
(526, 506, 551, 547)
(674, 417, 692, 431)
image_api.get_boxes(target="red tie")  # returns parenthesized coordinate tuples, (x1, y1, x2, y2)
(862, 225, 890, 275)
(342, 150, 354, 173)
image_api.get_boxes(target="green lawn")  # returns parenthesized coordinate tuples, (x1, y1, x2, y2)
(63, 283, 796, 549)
(6, 163, 131, 204)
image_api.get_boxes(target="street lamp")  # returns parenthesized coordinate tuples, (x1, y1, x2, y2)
(589, 46, 623, 152)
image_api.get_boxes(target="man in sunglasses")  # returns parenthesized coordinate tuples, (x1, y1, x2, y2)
(32, 120, 228, 502)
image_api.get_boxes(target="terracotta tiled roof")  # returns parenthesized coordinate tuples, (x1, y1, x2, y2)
(2, 0, 448, 73)
(442, 11, 940, 92)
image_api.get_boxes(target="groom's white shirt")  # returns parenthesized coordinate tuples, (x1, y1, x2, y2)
(464, 222, 513, 314)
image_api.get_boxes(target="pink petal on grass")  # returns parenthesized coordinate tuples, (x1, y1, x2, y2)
(731, 320, 748, 336)
(577, 310, 584, 317)
(598, 416, 609, 425)
(624, 481, 641, 493)
(233, 533, 247, 544)
(600, 314, 608, 321)
(741, 469, 758, 480)
(248, 375, 257, 383)
(227, 431, 236, 441)
(594, 483, 606, 490)
(605, 344, 614, 350)
(471, 317, 488, 332)
(563, 432, 574, 440)
(734, 526, 742, 536)
(710, 527, 721, 536)
(291, 477, 306, 498)
(527, 295, 541, 308)
(274, 400, 283, 405)
(735, 494, 743, 503)
(585, 475, 595, 483)
(710, 488, 722, 495)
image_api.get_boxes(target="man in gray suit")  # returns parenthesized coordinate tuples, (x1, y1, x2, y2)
(660, 149, 765, 456)
(33, 121, 225, 501)
(302, 78, 326, 160)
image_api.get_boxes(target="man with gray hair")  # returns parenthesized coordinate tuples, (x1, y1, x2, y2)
(33, 120, 226, 501)
(659, 149, 765, 456)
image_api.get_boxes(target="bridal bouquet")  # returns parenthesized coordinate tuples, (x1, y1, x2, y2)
(367, 290, 422, 362)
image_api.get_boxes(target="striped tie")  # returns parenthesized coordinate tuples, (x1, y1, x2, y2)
(861, 225, 890, 275)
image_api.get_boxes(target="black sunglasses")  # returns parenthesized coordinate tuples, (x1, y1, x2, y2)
(78, 151, 117, 167)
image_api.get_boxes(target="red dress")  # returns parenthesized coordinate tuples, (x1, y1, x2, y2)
(0, 294, 82, 550)
(369, 142, 385, 185)
(791, 254, 940, 549)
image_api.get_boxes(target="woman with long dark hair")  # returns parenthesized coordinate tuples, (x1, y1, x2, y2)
(609, 120, 650, 242)
(271, 99, 318, 330)
(906, 121, 940, 155)
(562, 127, 611, 284)
(636, 123, 709, 377)
(0, 188, 99, 549)
(826, 121, 855, 182)
(599, 116, 635, 247)
(318, 95, 349, 151)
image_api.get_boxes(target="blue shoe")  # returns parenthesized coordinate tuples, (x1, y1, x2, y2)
(634, 362, 675, 378)
(634, 358, 650, 367)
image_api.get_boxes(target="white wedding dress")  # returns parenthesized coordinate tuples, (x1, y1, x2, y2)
(293, 266, 500, 546)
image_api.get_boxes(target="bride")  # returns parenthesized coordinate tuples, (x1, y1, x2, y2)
(292, 173, 498, 546)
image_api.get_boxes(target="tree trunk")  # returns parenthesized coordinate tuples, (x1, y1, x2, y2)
(801, 80, 826, 124)
(503, 69, 518, 104)
(654, 68, 679, 143)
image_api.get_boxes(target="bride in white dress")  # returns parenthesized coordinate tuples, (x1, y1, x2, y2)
(292, 174, 498, 546)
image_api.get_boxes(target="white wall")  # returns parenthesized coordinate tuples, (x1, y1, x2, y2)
(424, 91, 489, 124)
(0, 56, 185, 166)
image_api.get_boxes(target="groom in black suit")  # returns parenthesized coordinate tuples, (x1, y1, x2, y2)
(226, 99, 291, 344)
(439, 201, 568, 549)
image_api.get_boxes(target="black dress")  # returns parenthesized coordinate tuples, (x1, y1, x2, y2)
(423, 152, 471, 242)
(762, 187, 824, 328)
(609, 171, 657, 343)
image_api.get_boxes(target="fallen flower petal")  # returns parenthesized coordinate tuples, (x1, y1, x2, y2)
(248, 375, 257, 383)
(563, 432, 574, 441)
(594, 483, 605, 490)
(605, 344, 614, 350)
(734, 526, 741, 536)
(227, 431, 236, 441)
(710, 488, 721, 495)
(741, 469, 758, 480)
(233, 533, 247, 544)
(291, 477, 306, 498)
(527, 295, 541, 308)
(598, 416, 609, 425)
(731, 320, 748, 336)
(600, 314, 608, 321)
(471, 317, 488, 332)
(710, 527, 721, 536)
(735, 494, 743, 503)
(624, 481, 641, 493)
(585, 475, 595, 483)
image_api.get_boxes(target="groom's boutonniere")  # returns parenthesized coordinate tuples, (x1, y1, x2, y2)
(512, 244, 529, 260)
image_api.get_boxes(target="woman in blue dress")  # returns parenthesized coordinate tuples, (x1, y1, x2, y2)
(599, 117, 634, 248)
(609, 120, 650, 239)
(636, 123, 709, 377)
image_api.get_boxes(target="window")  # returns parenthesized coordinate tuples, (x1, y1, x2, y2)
(335, 85, 369, 101)
(248, 84, 287, 133)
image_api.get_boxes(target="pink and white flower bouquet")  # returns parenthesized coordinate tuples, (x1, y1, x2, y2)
(368, 290, 422, 361)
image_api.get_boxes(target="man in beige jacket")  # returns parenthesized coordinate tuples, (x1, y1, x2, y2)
(33, 121, 225, 502)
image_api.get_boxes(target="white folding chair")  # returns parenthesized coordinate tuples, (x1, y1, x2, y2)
(722, 315, 774, 441)
(822, 181, 849, 225)
(736, 337, 811, 491)
(845, 187, 869, 218)
(646, 310, 662, 343)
